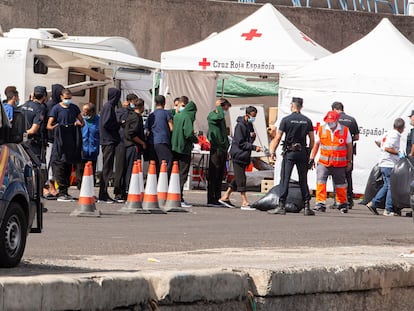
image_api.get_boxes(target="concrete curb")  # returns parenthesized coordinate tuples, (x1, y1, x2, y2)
(1, 263, 414, 310)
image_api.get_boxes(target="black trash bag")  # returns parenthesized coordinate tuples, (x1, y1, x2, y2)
(252, 181, 303, 213)
(390, 157, 414, 209)
(360, 164, 385, 207)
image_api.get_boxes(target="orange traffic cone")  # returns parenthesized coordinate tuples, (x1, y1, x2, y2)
(119, 160, 149, 214)
(157, 160, 168, 207)
(142, 160, 166, 214)
(138, 159, 145, 200)
(70, 161, 101, 217)
(164, 161, 188, 212)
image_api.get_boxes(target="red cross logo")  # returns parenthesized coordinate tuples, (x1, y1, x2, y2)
(198, 57, 211, 70)
(300, 32, 316, 46)
(241, 29, 262, 41)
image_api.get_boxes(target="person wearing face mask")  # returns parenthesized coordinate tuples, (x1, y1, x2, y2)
(171, 96, 198, 208)
(113, 95, 135, 203)
(268, 97, 315, 216)
(309, 111, 353, 214)
(3, 87, 19, 123)
(206, 98, 232, 207)
(47, 89, 84, 202)
(219, 106, 262, 210)
(76, 103, 100, 189)
(124, 98, 147, 188)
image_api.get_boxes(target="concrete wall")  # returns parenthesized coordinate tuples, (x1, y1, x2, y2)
(1, 0, 414, 60)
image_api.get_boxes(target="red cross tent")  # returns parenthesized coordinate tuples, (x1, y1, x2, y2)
(160, 3, 331, 133)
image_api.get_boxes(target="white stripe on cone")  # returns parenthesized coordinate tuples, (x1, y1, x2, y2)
(128, 163, 141, 196)
(79, 175, 94, 198)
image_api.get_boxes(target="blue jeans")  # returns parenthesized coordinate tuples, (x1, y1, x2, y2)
(372, 167, 393, 212)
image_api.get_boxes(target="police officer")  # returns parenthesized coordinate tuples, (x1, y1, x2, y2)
(268, 97, 315, 216)
(22, 86, 48, 162)
(331, 102, 359, 208)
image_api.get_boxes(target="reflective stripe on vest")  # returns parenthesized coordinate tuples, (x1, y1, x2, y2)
(318, 125, 348, 167)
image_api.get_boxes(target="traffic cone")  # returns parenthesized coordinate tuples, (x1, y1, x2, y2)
(138, 159, 145, 200)
(70, 161, 101, 217)
(142, 160, 166, 214)
(119, 160, 149, 214)
(157, 160, 168, 208)
(164, 161, 188, 212)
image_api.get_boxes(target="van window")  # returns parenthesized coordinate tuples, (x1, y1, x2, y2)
(68, 69, 86, 97)
(33, 56, 48, 74)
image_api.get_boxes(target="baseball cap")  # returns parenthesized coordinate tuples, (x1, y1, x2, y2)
(34, 86, 47, 97)
(323, 111, 340, 123)
(408, 110, 414, 117)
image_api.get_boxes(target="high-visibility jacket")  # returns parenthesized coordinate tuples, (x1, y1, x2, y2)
(318, 125, 349, 167)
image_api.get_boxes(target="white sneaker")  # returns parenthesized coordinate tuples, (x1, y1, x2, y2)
(241, 205, 256, 211)
(383, 210, 397, 216)
(181, 201, 192, 208)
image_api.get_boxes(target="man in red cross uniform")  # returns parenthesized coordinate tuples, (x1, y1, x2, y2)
(309, 111, 353, 214)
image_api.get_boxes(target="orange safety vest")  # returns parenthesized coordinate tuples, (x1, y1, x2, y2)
(318, 125, 348, 167)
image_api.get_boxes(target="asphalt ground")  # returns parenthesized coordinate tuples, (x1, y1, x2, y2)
(23, 189, 414, 261)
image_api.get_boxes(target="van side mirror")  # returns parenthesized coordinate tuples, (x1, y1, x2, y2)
(0, 104, 24, 144)
(0, 103, 10, 144)
(7, 109, 25, 143)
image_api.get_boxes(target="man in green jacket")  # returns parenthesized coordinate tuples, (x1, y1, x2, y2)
(171, 96, 198, 208)
(207, 98, 232, 207)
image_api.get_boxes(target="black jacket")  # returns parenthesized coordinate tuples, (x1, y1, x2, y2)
(230, 116, 257, 165)
(124, 110, 145, 152)
(116, 106, 129, 144)
(51, 124, 82, 164)
(100, 88, 121, 146)
(45, 84, 64, 143)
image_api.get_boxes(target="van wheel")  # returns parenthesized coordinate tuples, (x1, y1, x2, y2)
(0, 202, 28, 268)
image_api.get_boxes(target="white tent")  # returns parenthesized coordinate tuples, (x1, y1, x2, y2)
(276, 18, 414, 194)
(160, 3, 330, 133)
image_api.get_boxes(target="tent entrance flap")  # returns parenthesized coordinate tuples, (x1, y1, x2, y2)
(43, 43, 161, 70)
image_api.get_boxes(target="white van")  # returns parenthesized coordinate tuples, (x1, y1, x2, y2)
(0, 28, 159, 110)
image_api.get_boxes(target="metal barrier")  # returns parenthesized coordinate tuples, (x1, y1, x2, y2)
(289, 0, 412, 15)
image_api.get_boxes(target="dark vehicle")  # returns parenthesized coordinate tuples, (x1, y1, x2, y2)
(0, 103, 43, 267)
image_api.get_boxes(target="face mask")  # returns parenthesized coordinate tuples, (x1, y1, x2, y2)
(328, 122, 337, 129)
(129, 103, 135, 109)
(63, 99, 72, 106)
(84, 115, 91, 120)
(179, 106, 185, 112)
(15, 100, 20, 106)
(223, 110, 227, 116)
(248, 116, 255, 123)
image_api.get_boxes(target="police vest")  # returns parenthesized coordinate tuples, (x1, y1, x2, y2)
(318, 125, 348, 167)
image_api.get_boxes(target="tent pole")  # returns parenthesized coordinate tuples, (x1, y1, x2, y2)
(151, 69, 158, 112)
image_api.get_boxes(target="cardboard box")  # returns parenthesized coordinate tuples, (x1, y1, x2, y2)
(261, 179, 274, 193)
(268, 107, 278, 126)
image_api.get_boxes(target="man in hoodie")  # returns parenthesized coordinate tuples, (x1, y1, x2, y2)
(171, 96, 198, 208)
(113, 96, 132, 202)
(99, 88, 122, 203)
(44, 84, 64, 198)
(206, 98, 231, 207)
(219, 106, 261, 210)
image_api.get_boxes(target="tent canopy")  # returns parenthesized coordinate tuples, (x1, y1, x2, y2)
(276, 18, 414, 194)
(161, 3, 330, 74)
(43, 41, 161, 70)
(280, 18, 414, 97)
